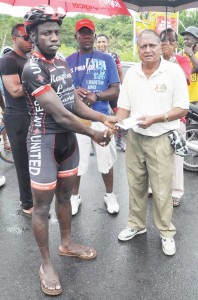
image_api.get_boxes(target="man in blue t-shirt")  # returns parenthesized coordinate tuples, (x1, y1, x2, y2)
(66, 19, 120, 216)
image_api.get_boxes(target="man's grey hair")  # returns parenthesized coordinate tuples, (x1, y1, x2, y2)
(137, 29, 161, 44)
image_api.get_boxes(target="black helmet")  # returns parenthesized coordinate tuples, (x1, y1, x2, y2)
(24, 5, 65, 34)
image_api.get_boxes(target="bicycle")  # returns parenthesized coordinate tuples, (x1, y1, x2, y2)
(0, 123, 14, 164)
(184, 104, 198, 172)
(184, 124, 198, 172)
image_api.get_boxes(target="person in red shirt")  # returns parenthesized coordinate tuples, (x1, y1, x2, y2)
(160, 28, 191, 207)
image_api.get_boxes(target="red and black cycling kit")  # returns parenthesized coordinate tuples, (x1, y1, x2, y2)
(22, 51, 79, 190)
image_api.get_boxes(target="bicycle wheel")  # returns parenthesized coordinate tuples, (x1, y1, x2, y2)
(0, 127, 14, 164)
(184, 124, 198, 172)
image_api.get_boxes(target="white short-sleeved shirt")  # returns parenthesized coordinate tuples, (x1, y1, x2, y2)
(118, 58, 189, 136)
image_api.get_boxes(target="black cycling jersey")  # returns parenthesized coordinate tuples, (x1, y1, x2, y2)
(22, 51, 75, 134)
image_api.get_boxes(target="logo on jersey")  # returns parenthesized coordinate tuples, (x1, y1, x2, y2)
(29, 134, 41, 176)
(36, 74, 45, 83)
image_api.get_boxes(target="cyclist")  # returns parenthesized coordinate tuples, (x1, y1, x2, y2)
(22, 5, 117, 296)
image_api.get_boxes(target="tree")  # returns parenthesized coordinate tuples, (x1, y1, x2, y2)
(0, 9, 197, 61)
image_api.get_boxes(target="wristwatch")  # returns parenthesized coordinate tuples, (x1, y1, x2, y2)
(164, 113, 169, 122)
(188, 53, 193, 57)
(95, 92, 101, 101)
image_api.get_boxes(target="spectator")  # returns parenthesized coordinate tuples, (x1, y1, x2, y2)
(180, 26, 198, 103)
(0, 47, 13, 151)
(22, 6, 117, 296)
(0, 24, 33, 216)
(66, 19, 120, 216)
(116, 29, 189, 256)
(0, 89, 6, 187)
(159, 28, 191, 207)
(96, 33, 126, 152)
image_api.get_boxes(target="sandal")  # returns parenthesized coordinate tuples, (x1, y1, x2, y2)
(173, 198, 181, 207)
(58, 244, 97, 260)
(39, 265, 62, 296)
(22, 207, 33, 217)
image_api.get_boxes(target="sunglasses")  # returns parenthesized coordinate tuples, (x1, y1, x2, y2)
(15, 35, 30, 41)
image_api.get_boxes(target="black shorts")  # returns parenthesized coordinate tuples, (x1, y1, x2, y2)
(27, 132, 79, 190)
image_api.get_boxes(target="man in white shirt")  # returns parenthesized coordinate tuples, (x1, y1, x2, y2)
(116, 30, 189, 256)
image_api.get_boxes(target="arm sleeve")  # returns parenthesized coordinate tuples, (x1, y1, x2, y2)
(117, 67, 134, 111)
(176, 55, 191, 85)
(172, 64, 189, 109)
(0, 56, 20, 76)
(22, 62, 51, 96)
(107, 55, 120, 84)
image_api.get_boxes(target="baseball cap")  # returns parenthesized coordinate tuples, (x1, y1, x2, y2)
(75, 19, 95, 32)
(180, 26, 198, 39)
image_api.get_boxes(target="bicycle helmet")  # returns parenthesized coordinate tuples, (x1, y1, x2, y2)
(24, 5, 65, 34)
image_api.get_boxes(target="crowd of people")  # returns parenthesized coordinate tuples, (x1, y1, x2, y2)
(0, 4, 197, 296)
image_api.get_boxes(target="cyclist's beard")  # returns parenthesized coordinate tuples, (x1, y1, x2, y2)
(35, 40, 56, 60)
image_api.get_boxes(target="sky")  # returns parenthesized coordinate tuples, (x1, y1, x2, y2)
(0, 3, 28, 17)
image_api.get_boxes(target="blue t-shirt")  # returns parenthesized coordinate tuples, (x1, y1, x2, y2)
(66, 50, 119, 115)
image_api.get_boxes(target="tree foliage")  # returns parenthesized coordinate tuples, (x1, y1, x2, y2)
(0, 9, 197, 62)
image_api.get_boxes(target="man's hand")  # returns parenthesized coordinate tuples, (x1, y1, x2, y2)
(75, 88, 97, 107)
(103, 115, 119, 130)
(184, 45, 194, 57)
(76, 87, 89, 98)
(161, 42, 174, 60)
(138, 116, 155, 129)
(83, 92, 97, 107)
(92, 129, 112, 146)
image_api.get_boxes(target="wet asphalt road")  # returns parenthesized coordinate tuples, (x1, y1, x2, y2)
(0, 140, 198, 300)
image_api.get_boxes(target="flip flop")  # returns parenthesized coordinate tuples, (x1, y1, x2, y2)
(39, 266, 62, 296)
(58, 244, 97, 260)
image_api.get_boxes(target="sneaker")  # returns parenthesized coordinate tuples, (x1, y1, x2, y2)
(70, 194, 82, 216)
(104, 193, 119, 214)
(118, 227, 147, 241)
(116, 138, 126, 152)
(0, 176, 5, 187)
(172, 197, 181, 207)
(161, 235, 176, 256)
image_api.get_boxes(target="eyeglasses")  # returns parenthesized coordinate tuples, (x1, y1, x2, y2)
(161, 38, 177, 43)
(15, 35, 30, 41)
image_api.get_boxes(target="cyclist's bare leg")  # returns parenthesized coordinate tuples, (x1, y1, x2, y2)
(55, 176, 96, 258)
(31, 188, 60, 291)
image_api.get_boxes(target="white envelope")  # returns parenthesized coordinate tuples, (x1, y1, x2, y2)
(116, 113, 142, 130)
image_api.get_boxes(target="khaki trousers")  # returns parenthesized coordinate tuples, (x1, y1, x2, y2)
(126, 130, 176, 238)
